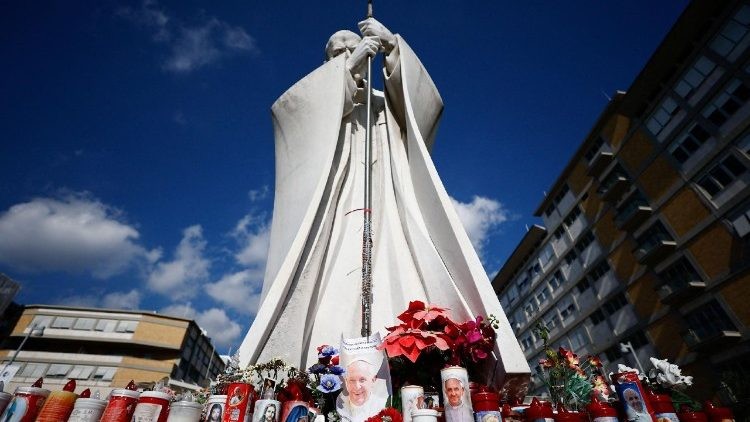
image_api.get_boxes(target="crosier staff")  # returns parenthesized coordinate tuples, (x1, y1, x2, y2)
(361, 0, 374, 338)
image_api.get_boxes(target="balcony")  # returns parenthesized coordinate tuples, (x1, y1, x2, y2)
(599, 175, 629, 203)
(658, 279, 706, 304)
(615, 199, 652, 232)
(683, 329, 741, 351)
(588, 151, 614, 178)
(635, 240, 677, 266)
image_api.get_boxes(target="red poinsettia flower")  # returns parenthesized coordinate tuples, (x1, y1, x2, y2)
(365, 407, 403, 422)
(397, 301, 451, 329)
(380, 325, 453, 362)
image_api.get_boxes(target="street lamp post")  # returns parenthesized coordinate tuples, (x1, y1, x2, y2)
(1, 323, 45, 373)
(619, 341, 645, 374)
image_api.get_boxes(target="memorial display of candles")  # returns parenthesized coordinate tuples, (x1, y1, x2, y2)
(204, 395, 227, 422)
(400, 385, 424, 422)
(67, 389, 108, 422)
(35, 379, 78, 422)
(131, 390, 172, 422)
(167, 400, 203, 422)
(100, 381, 141, 422)
(524, 398, 553, 422)
(0, 378, 50, 422)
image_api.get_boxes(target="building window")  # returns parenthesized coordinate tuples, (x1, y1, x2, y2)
(535, 286, 549, 305)
(68, 365, 95, 380)
(51, 317, 75, 329)
(30, 315, 53, 329)
(646, 96, 680, 137)
(73, 318, 96, 330)
(584, 137, 606, 162)
(521, 336, 534, 351)
(568, 326, 589, 351)
(527, 262, 542, 280)
(19, 363, 47, 378)
(587, 260, 611, 282)
(524, 300, 538, 318)
(698, 154, 748, 198)
(95, 319, 117, 332)
(46, 364, 72, 378)
(553, 226, 565, 240)
(668, 123, 711, 164)
(675, 55, 718, 100)
(684, 300, 738, 340)
(544, 184, 571, 217)
(576, 278, 591, 294)
(710, 5, 750, 60)
(93, 367, 117, 381)
(590, 309, 606, 325)
(115, 320, 138, 333)
(637, 222, 674, 252)
(558, 296, 577, 321)
(603, 293, 628, 315)
(548, 271, 565, 291)
(574, 231, 596, 254)
(544, 312, 560, 331)
(729, 202, 750, 237)
(517, 276, 531, 293)
(659, 257, 702, 287)
(562, 206, 582, 228)
(702, 79, 750, 127)
(539, 244, 555, 267)
(564, 250, 578, 265)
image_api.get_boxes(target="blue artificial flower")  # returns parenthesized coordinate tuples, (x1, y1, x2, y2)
(329, 365, 345, 375)
(318, 345, 338, 357)
(316, 374, 342, 393)
(308, 363, 327, 374)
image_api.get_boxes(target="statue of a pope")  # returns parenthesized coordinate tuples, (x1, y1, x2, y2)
(238, 18, 528, 391)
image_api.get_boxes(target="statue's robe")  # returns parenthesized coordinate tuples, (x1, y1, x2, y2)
(238, 35, 529, 394)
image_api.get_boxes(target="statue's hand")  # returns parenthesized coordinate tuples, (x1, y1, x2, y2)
(346, 35, 380, 81)
(358, 18, 395, 54)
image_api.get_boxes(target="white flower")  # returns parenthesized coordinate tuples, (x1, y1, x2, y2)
(650, 357, 692, 389)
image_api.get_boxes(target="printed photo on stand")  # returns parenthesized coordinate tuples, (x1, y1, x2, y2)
(336, 334, 391, 422)
(262, 378, 277, 399)
(441, 367, 473, 422)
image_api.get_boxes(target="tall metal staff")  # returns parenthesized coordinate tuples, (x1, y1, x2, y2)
(361, 0, 375, 338)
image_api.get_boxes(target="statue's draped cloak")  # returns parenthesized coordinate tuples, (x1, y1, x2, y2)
(239, 36, 529, 387)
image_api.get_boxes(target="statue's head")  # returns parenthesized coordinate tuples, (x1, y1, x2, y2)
(325, 30, 361, 61)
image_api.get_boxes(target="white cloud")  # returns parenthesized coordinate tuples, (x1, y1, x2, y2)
(147, 225, 210, 299)
(0, 195, 152, 278)
(160, 304, 243, 350)
(102, 289, 142, 310)
(450, 195, 509, 258)
(232, 211, 270, 267)
(247, 186, 269, 202)
(57, 289, 142, 311)
(205, 269, 263, 315)
(119, 1, 257, 74)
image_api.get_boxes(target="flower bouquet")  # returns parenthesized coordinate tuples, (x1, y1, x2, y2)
(380, 301, 498, 398)
(646, 357, 698, 411)
(308, 345, 345, 415)
(534, 323, 609, 410)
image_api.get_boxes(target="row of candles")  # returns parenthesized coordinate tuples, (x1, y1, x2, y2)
(0, 378, 205, 422)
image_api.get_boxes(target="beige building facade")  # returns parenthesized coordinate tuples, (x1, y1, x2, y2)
(493, 0, 750, 407)
(0, 305, 225, 395)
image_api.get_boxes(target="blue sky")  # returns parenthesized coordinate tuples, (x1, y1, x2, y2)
(0, 1, 689, 351)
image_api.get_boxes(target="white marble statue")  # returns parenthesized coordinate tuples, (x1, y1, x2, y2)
(238, 18, 529, 393)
